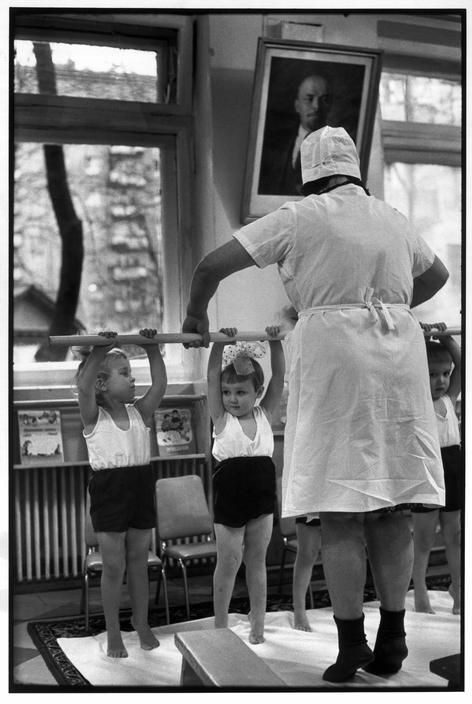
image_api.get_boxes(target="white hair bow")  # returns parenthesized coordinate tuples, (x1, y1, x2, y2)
(222, 341, 266, 375)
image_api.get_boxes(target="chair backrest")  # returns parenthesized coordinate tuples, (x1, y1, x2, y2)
(155, 475, 213, 541)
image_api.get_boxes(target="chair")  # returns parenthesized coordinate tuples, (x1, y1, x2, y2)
(278, 516, 314, 609)
(155, 474, 217, 620)
(81, 502, 169, 631)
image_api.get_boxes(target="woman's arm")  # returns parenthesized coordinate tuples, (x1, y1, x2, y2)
(411, 255, 449, 308)
(183, 240, 256, 346)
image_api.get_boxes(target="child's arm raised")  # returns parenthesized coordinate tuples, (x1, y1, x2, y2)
(260, 325, 285, 420)
(76, 331, 117, 429)
(439, 334, 461, 406)
(135, 328, 167, 426)
(207, 327, 236, 431)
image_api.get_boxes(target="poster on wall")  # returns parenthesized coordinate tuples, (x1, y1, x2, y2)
(154, 408, 196, 456)
(17, 409, 64, 465)
(242, 39, 382, 222)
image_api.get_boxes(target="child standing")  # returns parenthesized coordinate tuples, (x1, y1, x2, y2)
(412, 323, 462, 614)
(76, 329, 167, 657)
(208, 326, 285, 644)
(278, 305, 322, 632)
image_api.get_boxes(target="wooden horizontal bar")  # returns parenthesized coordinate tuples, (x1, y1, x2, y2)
(423, 327, 461, 337)
(49, 326, 461, 347)
(49, 331, 285, 346)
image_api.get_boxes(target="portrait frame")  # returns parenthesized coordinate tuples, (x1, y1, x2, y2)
(241, 39, 383, 222)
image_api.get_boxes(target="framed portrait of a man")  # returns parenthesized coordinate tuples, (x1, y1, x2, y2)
(241, 39, 382, 222)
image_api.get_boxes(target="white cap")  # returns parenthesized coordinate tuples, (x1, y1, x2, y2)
(301, 126, 361, 185)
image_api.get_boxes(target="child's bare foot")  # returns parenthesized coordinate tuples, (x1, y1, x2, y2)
(131, 618, 160, 650)
(107, 633, 128, 658)
(293, 611, 312, 632)
(248, 611, 265, 644)
(449, 584, 461, 615)
(414, 590, 435, 614)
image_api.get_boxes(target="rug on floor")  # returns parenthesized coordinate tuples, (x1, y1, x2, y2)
(26, 586, 370, 687)
(26, 578, 454, 689)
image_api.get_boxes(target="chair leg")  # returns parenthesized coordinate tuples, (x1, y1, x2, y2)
(179, 559, 191, 620)
(161, 568, 170, 625)
(279, 546, 287, 597)
(84, 572, 90, 632)
(308, 583, 314, 610)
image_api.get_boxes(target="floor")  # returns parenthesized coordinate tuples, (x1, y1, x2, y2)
(11, 558, 449, 688)
(11, 568, 281, 687)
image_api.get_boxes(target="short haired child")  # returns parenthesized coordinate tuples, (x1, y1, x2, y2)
(76, 329, 167, 657)
(411, 323, 462, 614)
(208, 326, 285, 644)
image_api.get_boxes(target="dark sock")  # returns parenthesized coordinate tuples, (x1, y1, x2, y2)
(364, 607, 408, 675)
(323, 615, 373, 683)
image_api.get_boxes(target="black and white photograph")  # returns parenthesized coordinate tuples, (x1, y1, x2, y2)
(7, 6, 465, 696)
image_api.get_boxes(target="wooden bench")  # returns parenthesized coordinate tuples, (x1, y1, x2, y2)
(429, 654, 462, 689)
(174, 628, 285, 688)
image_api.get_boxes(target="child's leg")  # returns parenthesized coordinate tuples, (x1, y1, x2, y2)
(126, 527, 160, 649)
(411, 510, 439, 613)
(213, 523, 245, 628)
(439, 510, 461, 614)
(97, 531, 127, 657)
(293, 522, 321, 631)
(242, 513, 273, 644)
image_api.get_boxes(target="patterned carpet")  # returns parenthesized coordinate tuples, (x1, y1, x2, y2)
(25, 577, 452, 688)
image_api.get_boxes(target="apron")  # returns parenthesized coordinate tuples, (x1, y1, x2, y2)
(281, 289, 445, 515)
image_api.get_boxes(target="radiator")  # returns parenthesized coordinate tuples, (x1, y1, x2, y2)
(13, 457, 212, 584)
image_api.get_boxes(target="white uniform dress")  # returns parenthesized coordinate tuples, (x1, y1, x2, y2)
(233, 184, 445, 515)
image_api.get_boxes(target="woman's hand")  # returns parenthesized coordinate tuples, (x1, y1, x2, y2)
(182, 312, 210, 348)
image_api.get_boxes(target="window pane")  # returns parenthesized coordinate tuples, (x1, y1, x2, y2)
(14, 39, 174, 103)
(13, 142, 164, 364)
(380, 73, 461, 126)
(384, 163, 461, 325)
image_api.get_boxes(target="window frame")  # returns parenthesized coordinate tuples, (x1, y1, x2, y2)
(12, 11, 197, 387)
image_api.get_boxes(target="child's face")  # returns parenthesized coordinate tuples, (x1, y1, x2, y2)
(102, 357, 135, 402)
(221, 378, 261, 419)
(429, 359, 452, 400)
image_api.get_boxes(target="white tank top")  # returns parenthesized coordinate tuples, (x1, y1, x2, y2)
(83, 404, 151, 470)
(212, 405, 274, 462)
(434, 394, 460, 448)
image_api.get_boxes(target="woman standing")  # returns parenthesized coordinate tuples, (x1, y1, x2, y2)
(182, 126, 448, 682)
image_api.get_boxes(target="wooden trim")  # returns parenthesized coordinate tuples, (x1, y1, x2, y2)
(382, 120, 461, 166)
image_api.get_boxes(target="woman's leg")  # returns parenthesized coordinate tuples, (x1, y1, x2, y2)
(213, 523, 245, 628)
(363, 510, 413, 675)
(293, 522, 321, 631)
(411, 510, 439, 613)
(126, 527, 159, 649)
(243, 513, 274, 644)
(97, 531, 127, 657)
(319, 512, 373, 681)
(439, 510, 461, 614)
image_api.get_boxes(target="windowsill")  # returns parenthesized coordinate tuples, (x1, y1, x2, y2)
(13, 357, 208, 402)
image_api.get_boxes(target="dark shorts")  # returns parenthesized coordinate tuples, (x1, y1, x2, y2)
(213, 456, 276, 527)
(89, 464, 156, 532)
(296, 515, 320, 527)
(411, 445, 463, 514)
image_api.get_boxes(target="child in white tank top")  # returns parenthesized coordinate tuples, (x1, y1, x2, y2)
(76, 329, 167, 658)
(208, 326, 285, 644)
(412, 323, 462, 615)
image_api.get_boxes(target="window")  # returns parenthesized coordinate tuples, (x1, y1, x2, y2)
(12, 11, 194, 377)
(379, 58, 462, 327)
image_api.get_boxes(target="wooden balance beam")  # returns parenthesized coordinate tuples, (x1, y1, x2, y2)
(49, 326, 460, 347)
(174, 629, 285, 688)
